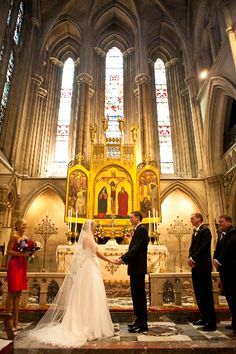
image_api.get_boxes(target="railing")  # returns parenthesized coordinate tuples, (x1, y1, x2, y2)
(0, 271, 224, 309)
(150, 272, 223, 307)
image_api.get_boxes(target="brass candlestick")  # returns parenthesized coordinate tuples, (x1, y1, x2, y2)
(167, 216, 190, 273)
(35, 215, 57, 272)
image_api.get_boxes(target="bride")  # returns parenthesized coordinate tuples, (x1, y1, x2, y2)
(17, 219, 114, 347)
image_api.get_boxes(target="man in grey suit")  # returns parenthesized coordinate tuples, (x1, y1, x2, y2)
(115, 211, 149, 333)
(188, 212, 216, 331)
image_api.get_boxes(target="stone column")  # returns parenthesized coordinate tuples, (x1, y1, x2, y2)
(185, 75, 205, 176)
(148, 59, 160, 164)
(22, 73, 43, 175)
(0, 0, 9, 49)
(205, 175, 226, 245)
(75, 72, 93, 160)
(123, 47, 135, 142)
(93, 47, 106, 143)
(38, 57, 63, 176)
(221, 2, 236, 71)
(135, 73, 153, 160)
(165, 58, 195, 177)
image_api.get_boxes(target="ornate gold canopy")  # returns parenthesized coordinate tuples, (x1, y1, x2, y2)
(65, 119, 161, 235)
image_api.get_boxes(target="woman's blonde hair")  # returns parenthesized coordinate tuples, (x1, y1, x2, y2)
(15, 218, 26, 231)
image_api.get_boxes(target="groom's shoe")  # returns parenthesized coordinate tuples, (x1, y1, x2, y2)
(128, 325, 148, 333)
(127, 321, 140, 329)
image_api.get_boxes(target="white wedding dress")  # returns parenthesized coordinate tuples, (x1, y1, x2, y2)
(17, 220, 114, 348)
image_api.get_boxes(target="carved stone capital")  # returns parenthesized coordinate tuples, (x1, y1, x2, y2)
(77, 73, 93, 85)
(94, 47, 106, 57)
(49, 57, 63, 67)
(135, 73, 150, 86)
(123, 47, 135, 57)
(31, 17, 39, 28)
(32, 74, 43, 86)
(165, 58, 179, 68)
(38, 87, 47, 98)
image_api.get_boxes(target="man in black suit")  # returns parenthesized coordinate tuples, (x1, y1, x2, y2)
(188, 212, 216, 331)
(213, 215, 236, 334)
(115, 211, 149, 333)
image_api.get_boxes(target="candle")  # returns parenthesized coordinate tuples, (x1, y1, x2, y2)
(75, 210, 78, 233)
(156, 210, 158, 232)
(68, 208, 72, 232)
(148, 210, 151, 233)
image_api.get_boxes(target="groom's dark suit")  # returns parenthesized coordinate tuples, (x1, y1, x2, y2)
(189, 224, 216, 327)
(121, 224, 149, 327)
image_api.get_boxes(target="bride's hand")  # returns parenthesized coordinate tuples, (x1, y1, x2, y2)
(109, 259, 118, 264)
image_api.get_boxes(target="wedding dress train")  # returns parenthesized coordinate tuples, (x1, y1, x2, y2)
(16, 220, 114, 348)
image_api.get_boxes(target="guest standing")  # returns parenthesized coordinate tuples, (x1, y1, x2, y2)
(213, 215, 236, 334)
(5, 219, 30, 331)
(115, 211, 149, 333)
(188, 212, 216, 331)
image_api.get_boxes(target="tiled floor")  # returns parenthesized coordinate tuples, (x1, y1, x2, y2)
(0, 320, 234, 353)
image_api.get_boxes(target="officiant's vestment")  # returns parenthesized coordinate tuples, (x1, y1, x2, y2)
(121, 224, 149, 327)
(189, 224, 216, 327)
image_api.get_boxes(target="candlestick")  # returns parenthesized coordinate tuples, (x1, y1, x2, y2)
(75, 210, 78, 233)
(148, 210, 151, 232)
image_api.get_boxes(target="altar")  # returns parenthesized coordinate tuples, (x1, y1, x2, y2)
(56, 244, 168, 281)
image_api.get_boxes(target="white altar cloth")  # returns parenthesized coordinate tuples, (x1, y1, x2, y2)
(56, 244, 168, 281)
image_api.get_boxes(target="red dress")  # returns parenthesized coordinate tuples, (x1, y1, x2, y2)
(7, 241, 28, 292)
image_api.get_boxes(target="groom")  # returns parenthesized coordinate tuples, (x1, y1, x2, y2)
(115, 211, 149, 333)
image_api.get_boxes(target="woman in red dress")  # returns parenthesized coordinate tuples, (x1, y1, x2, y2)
(5, 219, 30, 331)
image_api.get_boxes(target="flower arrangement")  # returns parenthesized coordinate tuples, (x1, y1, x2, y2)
(18, 238, 42, 262)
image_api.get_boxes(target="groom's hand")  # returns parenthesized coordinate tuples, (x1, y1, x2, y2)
(112, 258, 123, 265)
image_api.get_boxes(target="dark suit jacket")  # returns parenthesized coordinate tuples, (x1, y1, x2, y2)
(188, 224, 212, 272)
(216, 227, 236, 278)
(213, 231, 228, 260)
(121, 224, 149, 275)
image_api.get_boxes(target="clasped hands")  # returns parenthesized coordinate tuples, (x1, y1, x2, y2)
(109, 258, 123, 265)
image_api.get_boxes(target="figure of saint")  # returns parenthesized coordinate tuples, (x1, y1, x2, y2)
(118, 187, 128, 217)
(140, 197, 152, 217)
(75, 189, 86, 215)
(98, 187, 108, 218)
(110, 181, 116, 215)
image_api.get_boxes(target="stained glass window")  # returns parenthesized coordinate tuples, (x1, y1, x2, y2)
(14, 1, 24, 45)
(154, 59, 174, 174)
(105, 47, 123, 138)
(51, 58, 74, 176)
(0, 51, 15, 129)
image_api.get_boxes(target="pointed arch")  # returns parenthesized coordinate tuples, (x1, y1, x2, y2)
(203, 76, 236, 175)
(161, 181, 204, 213)
(21, 182, 65, 215)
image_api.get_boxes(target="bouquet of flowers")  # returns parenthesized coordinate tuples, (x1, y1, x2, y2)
(18, 238, 42, 262)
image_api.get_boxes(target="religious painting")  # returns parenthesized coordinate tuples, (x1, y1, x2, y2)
(94, 167, 132, 219)
(67, 169, 87, 219)
(139, 170, 159, 218)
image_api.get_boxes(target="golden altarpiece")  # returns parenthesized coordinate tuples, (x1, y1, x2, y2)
(57, 119, 167, 282)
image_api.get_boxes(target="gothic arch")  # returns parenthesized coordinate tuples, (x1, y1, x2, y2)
(21, 183, 65, 216)
(160, 181, 204, 214)
(43, 17, 82, 60)
(147, 20, 182, 62)
(203, 76, 236, 175)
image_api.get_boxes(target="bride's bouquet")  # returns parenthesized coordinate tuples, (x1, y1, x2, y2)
(18, 237, 42, 262)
